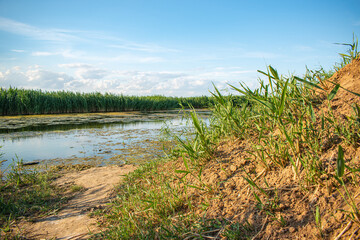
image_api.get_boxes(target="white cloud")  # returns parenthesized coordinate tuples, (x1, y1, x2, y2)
(32, 49, 164, 63)
(108, 43, 178, 53)
(0, 17, 79, 42)
(95, 55, 164, 63)
(0, 64, 258, 97)
(75, 68, 108, 80)
(0, 17, 177, 57)
(59, 63, 108, 80)
(32, 50, 84, 58)
(32, 51, 54, 56)
(58, 63, 94, 69)
(0, 66, 73, 90)
(11, 49, 26, 53)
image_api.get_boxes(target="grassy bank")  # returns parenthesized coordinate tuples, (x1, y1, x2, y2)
(0, 38, 359, 239)
(0, 89, 219, 116)
(97, 38, 360, 239)
(0, 160, 71, 238)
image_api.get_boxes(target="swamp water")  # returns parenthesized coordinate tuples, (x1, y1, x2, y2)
(0, 111, 209, 170)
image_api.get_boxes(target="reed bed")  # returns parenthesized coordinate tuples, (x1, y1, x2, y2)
(0, 89, 216, 116)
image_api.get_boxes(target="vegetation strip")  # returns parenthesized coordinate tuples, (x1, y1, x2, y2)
(0, 89, 218, 115)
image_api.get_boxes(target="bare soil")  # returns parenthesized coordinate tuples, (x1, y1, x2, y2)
(162, 58, 360, 239)
(318, 58, 360, 117)
(14, 165, 136, 239)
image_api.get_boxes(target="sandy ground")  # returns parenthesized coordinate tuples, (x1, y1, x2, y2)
(15, 165, 136, 239)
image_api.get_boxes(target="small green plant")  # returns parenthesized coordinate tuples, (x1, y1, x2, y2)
(335, 34, 359, 67)
(334, 146, 360, 223)
(0, 146, 4, 182)
(70, 184, 85, 192)
(223, 221, 254, 239)
(315, 206, 323, 238)
(0, 160, 68, 237)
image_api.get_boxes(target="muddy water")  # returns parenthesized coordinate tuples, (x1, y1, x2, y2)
(0, 111, 209, 170)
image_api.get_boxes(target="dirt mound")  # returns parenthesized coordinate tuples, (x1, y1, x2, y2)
(331, 58, 360, 95)
(167, 58, 360, 239)
(320, 58, 360, 117)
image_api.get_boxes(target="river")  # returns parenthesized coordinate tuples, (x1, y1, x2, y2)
(0, 110, 210, 170)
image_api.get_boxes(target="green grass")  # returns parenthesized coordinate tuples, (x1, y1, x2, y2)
(70, 184, 85, 192)
(98, 36, 360, 239)
(0, 88, 230, 116)
(0, 159, 68, 238)
(93, 158, 253, 239)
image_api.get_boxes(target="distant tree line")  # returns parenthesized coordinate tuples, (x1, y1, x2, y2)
(0, 87, 221, 116)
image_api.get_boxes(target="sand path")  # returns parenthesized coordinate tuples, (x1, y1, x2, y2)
(16, 165, 136, 239)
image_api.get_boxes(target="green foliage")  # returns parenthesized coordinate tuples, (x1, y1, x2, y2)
(168, 36, 360, 236)
(0, 159, 67, 236)
(99, 158, 255, 239)
(97, 159, 188, 239)
(335, 33, 359, 67)
(337, 146, 345, 178)
(0, 88, 214, 116)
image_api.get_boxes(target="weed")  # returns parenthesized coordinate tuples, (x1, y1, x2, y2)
(315, 206, 324, 238)
(334, 146, 360, 223)
(0, 159, 68, 237)
(70, 184, 85, 192)
(223, 221, 254, 239)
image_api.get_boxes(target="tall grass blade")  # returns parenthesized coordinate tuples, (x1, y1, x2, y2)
(269, 66, 279, 80)
(327, 80, 360, 97)
(293, 76, 324, 91)
(315, 206, 321, 226)
(309, 104, 316, 122)
(257, 70, 275, 80)
(328, 84, 340, 101)
(337, 145, 345, 178)
(211, 83, 226, 105)
(278, 79, 289, 117)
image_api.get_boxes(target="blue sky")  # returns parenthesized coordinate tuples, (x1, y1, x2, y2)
(0, 0, 359, 96)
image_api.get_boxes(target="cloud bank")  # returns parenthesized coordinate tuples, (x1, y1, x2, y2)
(0, 64, 257, 96)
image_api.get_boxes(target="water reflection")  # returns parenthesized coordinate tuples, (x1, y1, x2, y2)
(0, 116, 192, 170)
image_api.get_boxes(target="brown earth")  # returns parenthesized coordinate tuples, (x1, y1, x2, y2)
(318, 57, 360, 117)
(161, 58, 360, 239)
(14, 165, 136, 239)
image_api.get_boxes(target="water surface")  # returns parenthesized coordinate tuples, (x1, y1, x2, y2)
(0, 113, 199, 170)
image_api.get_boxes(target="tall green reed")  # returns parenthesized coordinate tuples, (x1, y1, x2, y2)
(0, 88, 214, 115)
